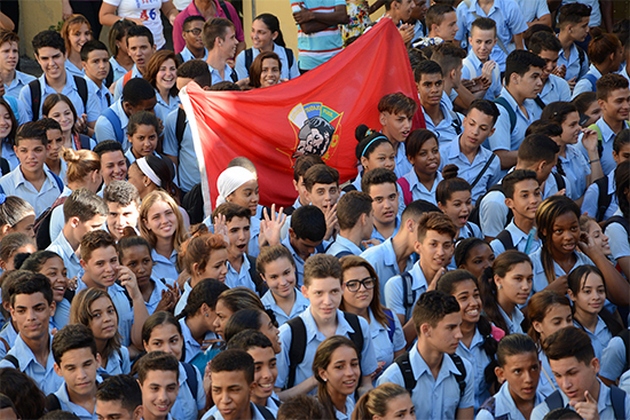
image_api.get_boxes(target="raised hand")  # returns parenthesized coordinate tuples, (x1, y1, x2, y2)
(259, 204, 287, 247)
(214, 213, 230, 245)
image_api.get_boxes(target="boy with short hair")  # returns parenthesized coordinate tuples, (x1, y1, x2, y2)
(326, 191, 373, 258)
(81, 40, 111, 114)
(431, 41, 476, 111)
(0, 272, 64, 394)
(302, 164, 340, 241)
(95, 374, 143, 420)
(78, 229, 149, 349)
(385, 212, 456, 332)
(49, 324, 101, 418)
(486, 50, 545, 170)
(227, 330, 281, 415)
(420, 4, 458, 44)
(476, 334, 543, 420)
(275, 254, 377, 399)
(287, 154, 324, 214)
(527, 31, 571, 111)
(112, 25, 156, 101)
(203, 349, 275, 420)
(361, 168, 400, 243)
(382, 0, 415, 44)
(95, 78, 158, 147)
(94, 140, 128, 189)
(47, 188, 108, 279)
(414, 60, 462, 145)
(490, 169, 542, 256)
(179, 16, 208, 62)
(0, 28, 35, 100)
(439, 99, 500, 204)
(579, 74, 630, 176)
(378, 93, 418, 178)
(103, 180, 140, 242)
(0, 121, 65, 217)
(204, 18, 239, 84)
(377, 290, 474, 419)
(19, 30, 99, 125)
(556, 3, 591, 86)
(281, 205, 326, 287)
(135, 352, 179, 420)
(462, 17, 501, 100)
(531, 327, 630, 420)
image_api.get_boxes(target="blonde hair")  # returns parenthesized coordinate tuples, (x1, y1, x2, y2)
(61, 14, 91, 54)
(352, 383, 410, 420)
(139, 190, 188, 251)
(63, 148, 100, 184)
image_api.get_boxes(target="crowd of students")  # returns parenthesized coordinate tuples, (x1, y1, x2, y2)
(0, 0, 628, 419)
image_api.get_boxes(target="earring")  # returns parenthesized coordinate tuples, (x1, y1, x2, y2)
(205, 313, 209, 317)
(497, 284, 502, 290)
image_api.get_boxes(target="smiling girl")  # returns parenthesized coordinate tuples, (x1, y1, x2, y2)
(61, 15, 92, 78)
(144, 50, 179, 123)
(43, 94, 95, 151)
(454, 238, 495, 281)
(0, 97, 18, 171)
(398, 129, 442, 206)
(248, 51, 282, 88)
(125, 111, 161, 164)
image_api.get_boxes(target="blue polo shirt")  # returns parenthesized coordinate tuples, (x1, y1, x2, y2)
(394, 143, 412, 179)
(47, 232, 82, 280)
(456, 327, 492, 409)
(361, 238, 415, 302)
(498, 304, 525, 334)
(261, 288, 310, 326)
(369, 308, 406, 371)
(209, 63, 235, 85)
(179, 46, 208, 63)
(600, 335, 628, 382)
(582, 165, 618, 220)
(4, 70, 36, 100)
(486, 87, 539, 156)
(422, 104, 462, 145)
(163, 107, 201, 193)
(377, 344, 474, 419)
(151, 248, 179, 286)
(384, 261, 428, 322)
(326, 234, 363, 257)
(281, 236, 306, 287)
(172, 361, 205, 420)
(530, 248, 594, 294)
(574, 317, 611, 361)
(572, 64, 602, 98)
(109, 57, 128, 83)
(0, 165, 65, 217)
(490, 221, 541, 256)
(145, 278, 172, 315)
(179, 318, 218, 364)
(477, 381, 544, 420)
(154, 91, 180, 126)
(537, 74, 571, 116)
(113, 65, 141, 101)
(94, 100, 130, 149)
(234, 43, 300, 80)
(557, 42, 589, 82)
(225, 256, 257, 290)
(97, 346, 131, 377)
(52, 382, 98, 420)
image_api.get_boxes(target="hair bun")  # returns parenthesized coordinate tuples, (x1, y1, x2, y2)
(355, 124, 371, 142)
(442, 164, 459, 180)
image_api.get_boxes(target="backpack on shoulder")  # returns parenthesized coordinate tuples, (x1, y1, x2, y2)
(394, 351, 466, 397)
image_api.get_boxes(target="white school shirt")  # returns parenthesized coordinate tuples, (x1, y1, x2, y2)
(104, 0, 169, 49)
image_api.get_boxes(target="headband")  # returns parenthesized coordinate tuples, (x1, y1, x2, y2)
(361, 134, 389, 157)
(136, 157, 162, 187)
(216, 166, 257, 207)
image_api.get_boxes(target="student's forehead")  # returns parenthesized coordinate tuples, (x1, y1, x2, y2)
(102, 150, 124, 162)
(128, 36, 151, 47)
(37, 47, 63, 57)
(212, 369, 249, 385)
(226, 216, 250, 227)
(309, 276, 341, 288)
(144, 369, 178, 383)
(370, 183, 397, 195)
(420, 72, 442, 82)
(17, 138, 45, 147)
(88, 49, 109, 59)
(249, 345, 276, 360)
(313, 182, 337, 189)
(61, 347, 96, 363)
(503, 351, 539, 366)
(13, 292, 48, 306)
(90, 246, 118, 259)
(0, 41, 17, 48)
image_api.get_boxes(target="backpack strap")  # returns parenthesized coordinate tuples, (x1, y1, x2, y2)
(610, 385, 627, 420)
(449, 110, 462, 135)
(384, 308, 396, 343)
(478, 396, 496, 417)
(595, 176, 612, 222)
(343, 312, 365, 358)
(245, 49, 253, 75)
(2, 354, 19, 369)
(577, 45, 586, 74)
(29, 79, 42, 122)
(494, 97, 516, 133)
(495, 229, 515, 251)
(545, 389, 566, 411)
(45, 393, 62, 412)
(534, 95, 546, 110)
(105, 65, 114, 88)
(584, 73, 598, 92)
(47, 169, 64, 192)
(218, 0, 233, 22)
(247, 254, 268, 297)
(334, 250, 354, 258)
(102, 107, 125, 144)
(286, 317, 307, 389)
(401, 271, 416, 319)
(284, 47, 295, 70)
(175, 53, 184, 64)
(182, 362, 199, 401)
(397, 177, 412, 206)
(552, 172, 566, 192)
(470, 153, 497, 189)
(255, 404, 275, 420)
(73, 75, 88, 112)
(123, 70, 133, 86)
(78, 134, 92, 150)
(602, 215, 630, 243)
(0, 158, 8, 176)
(462, 57, 477, 79)
(0, 336, 9, 354)
(229, 68, 238, 83)
(394, 352, 416, 391)
(448, 353, 467, 398)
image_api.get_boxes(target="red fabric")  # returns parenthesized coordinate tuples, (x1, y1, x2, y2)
(181, 19, 425, 208)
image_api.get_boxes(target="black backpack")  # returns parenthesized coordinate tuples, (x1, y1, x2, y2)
(468, 184, 510, 229)
(394, 351, 467, 398)
(494, 229, 515, 252)
(245, 47, 294, 76)
(400, 272, 417, 322)
(29, 75, 88, 122)
(285, 312, 364, 389)
(602, 215, 630, 243)
(545, 386, 626, 419)
(594, 176, 613, 222)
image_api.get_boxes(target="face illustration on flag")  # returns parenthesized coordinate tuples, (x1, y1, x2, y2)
(180, 19, 424, 213)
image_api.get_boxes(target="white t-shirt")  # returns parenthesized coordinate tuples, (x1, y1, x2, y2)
(104, 0, 168, 49)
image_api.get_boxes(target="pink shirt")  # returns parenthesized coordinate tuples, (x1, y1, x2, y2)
(172, 0, 244, 53)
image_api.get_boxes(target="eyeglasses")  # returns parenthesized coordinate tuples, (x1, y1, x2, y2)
(344, 277, 376, 292)
(184, 28, 203, 36)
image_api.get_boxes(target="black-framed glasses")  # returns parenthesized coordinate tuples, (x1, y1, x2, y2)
(185, 28, 203, 36)
(344, 277, 376, 292)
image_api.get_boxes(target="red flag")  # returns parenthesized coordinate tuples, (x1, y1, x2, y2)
(181, 19, 424, 211)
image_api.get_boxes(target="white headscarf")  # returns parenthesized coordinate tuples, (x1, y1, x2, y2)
(216, 166, 257, 207)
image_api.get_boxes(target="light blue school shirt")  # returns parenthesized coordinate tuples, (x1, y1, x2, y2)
(145, 278, 171, 315)
(109, 283, 135, 347)
(384, 261, 428, 322)
(334, 398, 355, 420)
(53, 383, 98, 420)
(163, 108, 200, 193)
(0, 165, 65, 217)
(620, 370, 630, 395)
(261, 288, 310, 327)
(377, 344, 475, 419)
(461, 49, 502, 100)
(326, 234, 362, 257)
(109, 57, 128, 83)
(476, 381, 544, 420)
(530, 380, 630, 420)
(600, 335, 628, 382)
(579, 117, 629, 176)
(458, 327, 493, 410)
(0, 138, 18, 171)
(486, 87, 539, 154)
(201, 402, 271, 420)
(151, 248, 179, 286)
(179, 46, 208, 63)
(97, 345, 131, 377)
(556, 142, 591, 200)
(574, 317, 611, 361)
(250, 207, 263, 257)
(538, 351, 558, 398)
(4, 70, 36, 99)
(94, 100, 130, 149)
(361, 238, 415, 302)
(561, 0, 601, 27)
(275, 307, 378, 390)
(66, 60, 85, 78)
(455, 0, 528, 72)
(113, 65, 141, 101)
(538, 74, 571, 115)
(175, 279, 193, 317)
(516, 0, 549, 22)
(209, 63, 235, 85)
(393, 143, 412, 179)
(530, 248, 594, 294)
(422, 103, 461, 145)
(19, 73, 100, 123)
(572, 64, 602, 98)
(369, 308, 406, 370)
(154, 91, 180, 125)
(606, 208, 630, 262)
(558, 42, 589, 83)
(439, 138, 501, 205)
(85, 76, 112, 115)
(179, 318, 218, 363)
(582, 165, 618, 220)
(0, 320, 17, 359)
(225, 256, 256, 290)
(499, 304, 525, 334)
(47, 232, 82, 279)
(172, 361, 205, 420)
(371, 215, 400, 244)
(490, 221, 541, 256)
(281, 235, 306, 287)
(234, 43, 300, 80)
(0, 334, 64, 394)
(53, 298, 72, 329)
(400, 168, 443, 206)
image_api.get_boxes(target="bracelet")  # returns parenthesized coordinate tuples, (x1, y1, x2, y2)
(589, 159, 599, 164)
